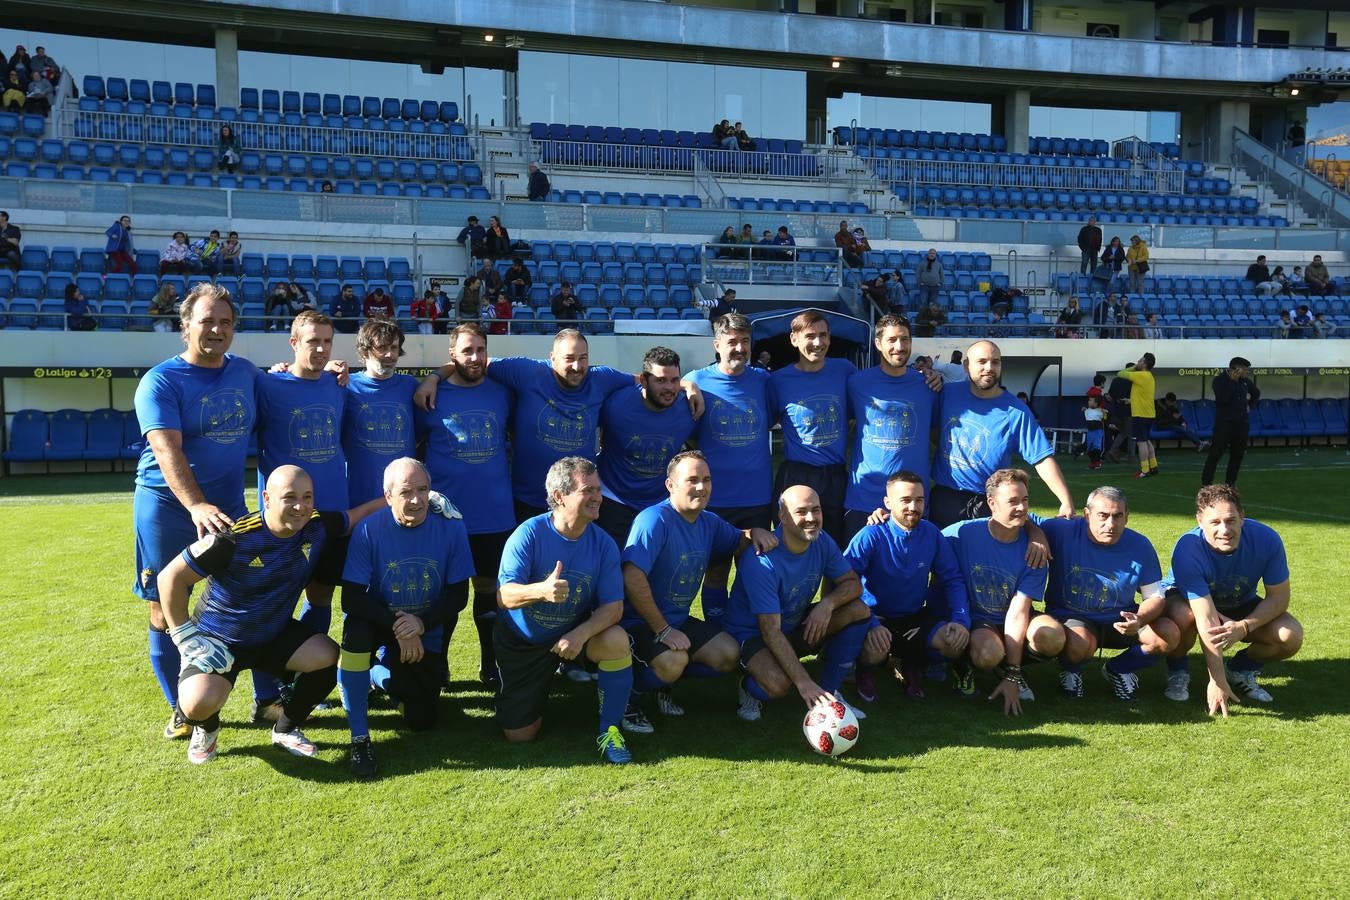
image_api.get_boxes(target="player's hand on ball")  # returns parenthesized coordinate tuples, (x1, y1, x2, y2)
(989, 678, 1022, 717)
(396, 634, 424, 664)
(542, 561, 569, 603)
(551, 634, 581, 660)
(170, 622, 234, 675)
(188, 502, 233, 538)
(660, 627, 691, 651)
(1114, 611, 1141, 636)
(1207, 678, 1240, 717)
(798, 681, 831, 708)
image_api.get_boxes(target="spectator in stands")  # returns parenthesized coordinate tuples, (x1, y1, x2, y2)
(289, 281, 316, 313)
(735, 122, 753, 151)
(885, 270, 908, 309)
(457, 275, 484, 321)
(1076, 215, 1103, 275)
(527, 163, 550, 201)
(915, 299, 945, 337)
(1125, 235, 1149, 294)
(834, 221, 862, 268)
(1123, 313, 1143, 340)
(410, 290, 438, 335)
(1, 71, 22, 113)
(504, 257, 532, 305)
(1158, 393, 1206, 451)
(24, 69, 51, 116)
(1270, 265, 1292, 296)
(1304, 255, 1331, 296)
(852, 226, 873, 261)
(755, 350, 773, 370)
(1143, 313, 1163, 340)
(864, 275, 890, 316)
(1313, 312, 1336, 338)
(714, 119, 738, 151)
(772, 226, 796, 261)
(1102, 236, 1126, 282)
(332, 283, 360, 333)
(1290, 304, 1314, 338)
(64, 283, 96, 331)
(456, 215, 487, 265)
(1056, 296, 1083, 338)
(1276, 310, 1292, 338)
(149, 282, 180, 333)
(756, 229, 775, 260)
(714, 226, 740, 260)
(550, 281, 584, 322)
(694, 287, 737, 319)
(31, 47, 57, 82)
(1247, 254, 1280, 296)
(8, 46, 30, 81)
(264, 283, 289, 331)
(363, 286, 394, 320)
(490, 293, 513, 335)
(219, 231, 243, 275)
(739, 223, 756, 253)
(483, 216, 512, 261)
(1288, 266, 1306, 295)
(105, 215, 136, 275)
(0, 210, 20, 270)
(917, 247, 944, 306)
(190, 230, 223, 276)
(1094, 293, 1121, 338)
(158, 232, 191, 277)
(475, 257, 503, 299)
(320, 180, 334, 193)
(217, 125, 240, 174)
(431, 282, 453, 332)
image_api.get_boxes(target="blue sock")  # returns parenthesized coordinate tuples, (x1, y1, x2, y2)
(685, 662, 723, 679)
(819, 620, 869, 694)
(1059, 656, 1083, 674)
(252, 670, 282, 703)
(596, 657, 633, 733)
(700, 585, 728, 628)
(633, 663, 667, 694)
(299, 601, 331, 634)
(743, 674, 772, 702)
(338, 665, 370, 740)
(1106, 644, 1160, 675)
(1167, 655, 1189, 673)
(148, 628, 180, 708)
(1229, 648, 1262, 673)
(370, 664, 391, 692)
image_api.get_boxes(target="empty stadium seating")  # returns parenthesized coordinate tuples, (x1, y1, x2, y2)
(529, 123, 821, 177)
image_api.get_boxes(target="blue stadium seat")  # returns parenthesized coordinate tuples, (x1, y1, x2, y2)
(44, 409, 87, 460)
(83, 409, 125, 461)
(3, 409, 48, 461)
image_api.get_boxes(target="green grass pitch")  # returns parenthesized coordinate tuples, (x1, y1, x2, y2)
(2, 447, 1348, 896)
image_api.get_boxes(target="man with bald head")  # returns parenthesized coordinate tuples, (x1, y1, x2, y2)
(723, 484, 869, 721)
(157, 466, 388, 765)
(930, 339, 1074, 528)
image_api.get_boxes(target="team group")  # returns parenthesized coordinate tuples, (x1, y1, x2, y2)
(132, 283, 1304, 775)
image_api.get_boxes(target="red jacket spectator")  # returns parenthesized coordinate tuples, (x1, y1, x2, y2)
(364, 288, 394, 319)
(490, 297, 513, 335)
(410, 296, 439, 334)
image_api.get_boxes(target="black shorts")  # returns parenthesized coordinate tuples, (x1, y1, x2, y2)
(344, 617, 445, 728)
(596, 499, 642, 549)
(468, 530, 510, 583)
(972, 618, 1053, 662)
(180, 618, 320, 685)
(1132, 417, 1155, 442)
(628, 616, 723, 666)
(514, 499, 547, 526)
(739, 621, 814, 667)
(708, 503, 772, 533)
(1060, 616, 1136, 651)
(928, 484, 989, 529)
(493, 617, 564, 731)
(311, 533, 350, 588)
(1166, 589, 1262, 624)
(878, 611, 944, 665)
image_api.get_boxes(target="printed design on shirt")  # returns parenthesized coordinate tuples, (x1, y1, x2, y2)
(287, 404, 339, 462)
(665, 550, 709, 612)
(863, 398, 918, 451)
(355, 401, 410, 454)
(382, 556, 441, 613)
(1064, 564, 1130, 613)
(1212, 574, 1253, 609)
(537, 399, 591, 452)
(708, 397, 761, 447)
(199, 388, 252, 445)
(791, 394, 844, 447)
(441, 410, 502, 463)
(624, 433, 680, 478)
(527, 568, 593, 629)
(945, 413, 995, 474)
(968, 562, 1018, 619)
(781, 573, 822, 629)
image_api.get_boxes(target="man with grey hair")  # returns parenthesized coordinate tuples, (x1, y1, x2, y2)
(495, 456, 635, 763)
(527, 162, 550, 201)
(337, 457, 474, 778)
(1035, 485, 1178, 702)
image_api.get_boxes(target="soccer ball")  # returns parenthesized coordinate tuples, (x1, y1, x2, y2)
(802, 699, 859, 757)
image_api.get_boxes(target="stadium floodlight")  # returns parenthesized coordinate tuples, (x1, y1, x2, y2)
(1291, 88, 1300, 96)
(483, 33, 495, 42)
(831, 59, 842, 69)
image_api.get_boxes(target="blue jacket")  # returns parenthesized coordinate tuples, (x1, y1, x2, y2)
(105, 222, 133, 254)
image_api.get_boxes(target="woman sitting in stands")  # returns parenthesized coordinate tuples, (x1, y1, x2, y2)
(217, 125, 240, 174)
(158, 232, 192, 277)
(483, 216, 511, 261)
(1056, 296, 1084, 338)
(2, 71, 26, 113)
(715, 226, 738, 259)
(149, 282, 180, 333)
(64, 283, 96, 331)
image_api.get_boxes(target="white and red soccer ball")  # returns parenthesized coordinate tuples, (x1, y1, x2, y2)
(802, 699, 859, 757)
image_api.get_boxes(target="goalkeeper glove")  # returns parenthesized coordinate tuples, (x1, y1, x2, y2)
(169, 621, 235, 675)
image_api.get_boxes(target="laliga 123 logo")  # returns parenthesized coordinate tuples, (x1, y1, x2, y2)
(198, 389, 253, 445)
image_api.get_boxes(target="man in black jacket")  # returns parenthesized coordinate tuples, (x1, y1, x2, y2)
(1202, 357, 1259, 486)
(1077, 216, 1103, 275)
(527, 164, 551, 202)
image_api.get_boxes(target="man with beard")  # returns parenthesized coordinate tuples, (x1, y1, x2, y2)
(418, 322, 514, 687)
(930, 340, 1074, 528)
(342, 318, 418, 507)
(595, 346, 697, 547)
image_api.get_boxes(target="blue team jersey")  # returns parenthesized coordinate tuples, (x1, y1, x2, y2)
(769, 358, 856, 466)
(932, 385, 1054, 493)
(940, 518, 1047, 626)
(188, 509, 346, 645)
(498, 515, 624, 645)
(845, 366, 939, 512)
(1037, 516, 1161, 623)
(341, 372, 419, 507)
(597, 386, 696, 509)
(685, 364, 772, 508)
(342, 508, 475, 616)
(1165, 519, 1289, 612)
(255, 371, 348, 507)
(134, 354, 257, 509)
(418, 378, 515, 535)
(488, 358, 633, 508)
(620, 500, 743, 629)
(724, 530, 852, 642)
(844, 517, 967, 622)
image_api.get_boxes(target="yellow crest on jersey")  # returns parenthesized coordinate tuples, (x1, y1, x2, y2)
(301, 543, 312, 560)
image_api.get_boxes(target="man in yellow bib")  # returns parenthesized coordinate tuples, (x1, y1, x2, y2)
(1120, 353, 1157, 478)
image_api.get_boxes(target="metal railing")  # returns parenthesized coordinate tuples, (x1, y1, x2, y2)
(56, 108, 476, 164)
(1233, 128, 1350, 228)
(700, 243, 842, 287)
(531, 139, 833, 181)
(692, 154, 726, 209)
(875, 158, 1185, 196)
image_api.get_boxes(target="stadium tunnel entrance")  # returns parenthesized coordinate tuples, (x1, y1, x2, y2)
(748, 308, 871, 371)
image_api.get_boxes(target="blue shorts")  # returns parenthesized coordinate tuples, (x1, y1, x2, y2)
(133, 485, 245, 601)
(1085, 430, 1104, 451)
